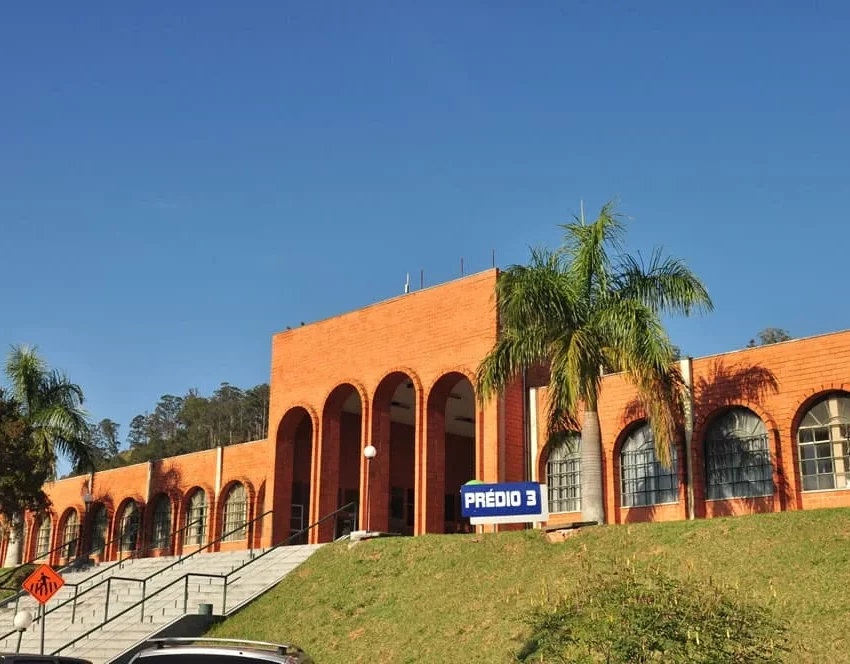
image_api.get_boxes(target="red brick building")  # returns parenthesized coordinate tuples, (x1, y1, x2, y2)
(4, 269, 850, 566)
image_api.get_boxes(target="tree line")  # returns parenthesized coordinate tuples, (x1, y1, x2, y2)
(76, 382, 270, 474)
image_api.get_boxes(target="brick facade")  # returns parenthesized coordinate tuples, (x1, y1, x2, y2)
(7, 269, 850, 566)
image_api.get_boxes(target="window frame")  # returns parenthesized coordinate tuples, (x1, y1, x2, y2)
(222, 484, 248, 542)
(797, 394, 850, 493)
(704, 408, 774, 501)
(620, 423, 679, 508)
(545, 432, 582, 514)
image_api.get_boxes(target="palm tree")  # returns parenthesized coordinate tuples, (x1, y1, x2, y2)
(3, 345, 93, 564)
(477, 201, 713, 524)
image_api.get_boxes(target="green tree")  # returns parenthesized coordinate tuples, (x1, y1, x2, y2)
(3, 345, 93, 563)
(477, 202, 712, 524)
(747, 327, 792, 347)
(0, 389, 50, 560)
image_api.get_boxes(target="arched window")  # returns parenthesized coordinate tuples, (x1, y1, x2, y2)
(61, 510, 80, 559)
(90, 504, 108, 556)
(119, 501, 140, 554)
(798, 393, 850, 492)
(545, 432, 581, 513)
(705, 408, 773, 500)
(620, 423, 678, 507)
(35, 516, 52, 559)
(185, 490, 207, 546)
(151, 495, 172, 550)
(222, 483, 248, 542)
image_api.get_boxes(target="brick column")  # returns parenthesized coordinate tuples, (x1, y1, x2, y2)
(420, 400, 446, 534)
(366, 402, 392, 533)
(313, 415, 341, 543)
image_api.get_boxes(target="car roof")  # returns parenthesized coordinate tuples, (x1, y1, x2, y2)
(0, 656, 92, 664)
(132, 639, 310, 664)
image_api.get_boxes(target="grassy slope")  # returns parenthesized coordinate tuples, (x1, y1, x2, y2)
(209, 508, 850, 663)
(0, 565, 35, 601)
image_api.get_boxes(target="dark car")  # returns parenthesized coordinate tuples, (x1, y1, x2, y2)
(128, 639, 313, 664)
(0, 655, 92, 664)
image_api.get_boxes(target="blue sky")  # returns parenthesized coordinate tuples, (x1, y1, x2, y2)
(2, 2, 848, 469)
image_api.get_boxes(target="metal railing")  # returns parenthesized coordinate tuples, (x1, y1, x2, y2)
(0, 535, 81, 588)
(0, 515, 204, 637)
(52, 502, 356, 657)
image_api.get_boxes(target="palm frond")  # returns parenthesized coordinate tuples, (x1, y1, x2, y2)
(5, 345, 47, 416)
(559, 200, 624, 299)
(594, 296, 682, 467)
(477, 252, 580, 405)
(614, 248, 713, 317)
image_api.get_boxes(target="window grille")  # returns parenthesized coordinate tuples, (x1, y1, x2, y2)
(91, 505, 108, 556)
(119, 502, 140, 553)
(798, 394, 850, 492)
(35, 518, 52, 559)
(705, 408, 774, 499)
(151, 496, 172, 550)
(621, 423, 678, 507)
(546, 432, 581, 513)
(222, 484, 248, 542)
(62, 511, 79, 559)
(185, 490, 207, 546)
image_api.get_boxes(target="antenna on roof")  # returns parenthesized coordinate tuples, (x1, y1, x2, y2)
(492, 248, 495, 268)
(461, 256, 464, 276)
(404, 272, 410, 294)
(420, 269, 424, 289)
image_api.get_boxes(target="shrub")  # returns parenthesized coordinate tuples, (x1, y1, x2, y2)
(517, 564, 789, 663)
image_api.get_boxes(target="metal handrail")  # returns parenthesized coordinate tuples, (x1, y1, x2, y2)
(51, 502, 357, 656)
(72, 516, 204, 592)
(0, 508, 270, 638)
(0, 535, 80, 588)
(0, 514, 202, 613)
(0, 514, 207, 639)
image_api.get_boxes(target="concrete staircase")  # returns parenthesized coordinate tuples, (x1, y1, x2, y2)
(0, 544, 322, 664)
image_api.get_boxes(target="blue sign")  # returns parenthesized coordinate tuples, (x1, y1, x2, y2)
(460, 481, 549, 525)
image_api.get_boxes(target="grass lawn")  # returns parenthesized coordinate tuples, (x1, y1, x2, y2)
(0, 565, 35, 602)
(208, 508, 850, 663)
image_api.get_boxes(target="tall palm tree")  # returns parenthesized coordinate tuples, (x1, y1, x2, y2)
(3, 345, 93, 564)
(477, 201, 713, 524)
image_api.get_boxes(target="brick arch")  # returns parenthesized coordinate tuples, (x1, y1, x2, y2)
(694, 401, 779, 445)
(692, 403, 781, 514)
(536, 428, 582, 488)
(322, 380, 370, 422)
(367, 369, 424, 535)
(27, 510, 55, 561)
(374, 367, 424, 403)
(314, 381, 369, 542)
(611, 418, 685, 523)
(274, 402, 320, 443)
(789, 385, 850, 435)
(216, 477, 256, 544)
(180, 484, 214, 521)
(425, 368, 478, 401)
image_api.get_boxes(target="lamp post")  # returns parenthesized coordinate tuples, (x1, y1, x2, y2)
(363, 445, 377, 533)
(13, 609, 33, 653)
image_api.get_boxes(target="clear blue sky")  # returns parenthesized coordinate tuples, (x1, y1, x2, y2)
(2, 2, 848, 470)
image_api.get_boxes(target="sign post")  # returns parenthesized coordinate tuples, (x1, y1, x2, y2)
(21, 564, 65, 654)
(460, 481, 549, 526)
